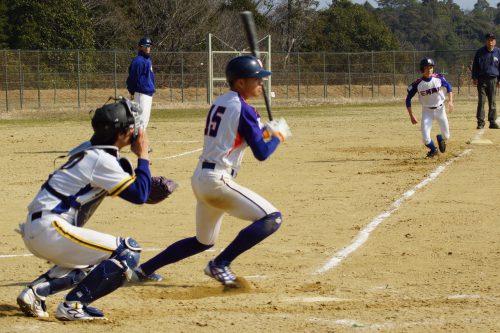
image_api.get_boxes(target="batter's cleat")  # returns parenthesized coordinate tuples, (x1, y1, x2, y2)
(477, 124, 484, 129)
(436, 134, 446, 153)
(55, 301, 106, 321)
(489, 122, 499, 129)
(426, 149, 438, 158)
(131, 267, 163, 283)
(204, 260, 237, 286)
(17, 287, 49, 318)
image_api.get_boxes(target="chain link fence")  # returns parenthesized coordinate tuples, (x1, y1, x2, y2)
(0, 49, 480, 112)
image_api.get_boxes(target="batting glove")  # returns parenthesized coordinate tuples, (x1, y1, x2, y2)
(266, 117, 292, 142)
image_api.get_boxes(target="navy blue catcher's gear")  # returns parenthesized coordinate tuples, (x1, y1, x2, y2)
(64, 238, 141, 305)
(90, 97, 142, 145)
(419, 58, 435, 72)
(225, 55, 272, 84)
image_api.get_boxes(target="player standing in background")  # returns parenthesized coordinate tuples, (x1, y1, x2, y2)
(127, 37, 156, 129)
(17, 98, 153, 320)
(134, 55, 291, 287)
(405, 58, 454, 158)
(471, 32, 500, 129)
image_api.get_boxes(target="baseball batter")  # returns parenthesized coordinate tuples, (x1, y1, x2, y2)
(17, 98, 152, 321)
(406, 58, 453, 158)
(135, 55, 291, 286)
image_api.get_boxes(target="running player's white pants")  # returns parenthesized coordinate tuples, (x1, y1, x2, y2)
(21, 213, 118, 269)
(421, 105, 450, 145)
(191, 163, 279, 245)
(134, 93, 153, 129)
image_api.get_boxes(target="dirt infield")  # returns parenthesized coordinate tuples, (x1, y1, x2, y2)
(0, 99, 499, 332)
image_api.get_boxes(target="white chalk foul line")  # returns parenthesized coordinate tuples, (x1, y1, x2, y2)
(154, 148, 202, 160)
(314, 149, 472, 274)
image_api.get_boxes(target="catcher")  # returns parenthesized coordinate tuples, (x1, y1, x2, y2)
(16, 97, 174, 321)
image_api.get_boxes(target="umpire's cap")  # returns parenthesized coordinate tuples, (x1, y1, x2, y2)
(225, 55, 271, 84)
(485, 32, 496, 40)
(91, 100, 135, 145)
(419, 58, 435, 72)
(138, 37, 153, 47)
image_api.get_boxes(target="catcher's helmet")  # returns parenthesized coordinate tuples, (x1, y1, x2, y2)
(419, 58, 435, 72)
(91, 98, 143, 145)
(225, 55, 271, 84)
(138, 37, 153, 47)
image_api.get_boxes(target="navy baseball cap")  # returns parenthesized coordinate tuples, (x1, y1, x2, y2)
(138, 37, 153, 47)
(485, 33, 496, 40)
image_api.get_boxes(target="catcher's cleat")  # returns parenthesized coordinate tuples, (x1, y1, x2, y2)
(436, 134, 446, 153)
(55, 301, 106, 321)
(17, 287, 49, 318)
(131, 267, 164, 283)
(426, 149, 438, 158)
(204, 260, 237, 286)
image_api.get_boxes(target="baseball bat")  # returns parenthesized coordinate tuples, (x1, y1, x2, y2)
(240, 11, 273, 121)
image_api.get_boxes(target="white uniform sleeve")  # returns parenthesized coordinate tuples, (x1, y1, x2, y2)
(90, 152, 136, 197)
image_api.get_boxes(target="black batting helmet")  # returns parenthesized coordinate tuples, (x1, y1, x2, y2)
(91, 98, 141, 145)
(225, 55, 271, 84)
(419, 58, 435, 72)
(138, 37, 153, 47)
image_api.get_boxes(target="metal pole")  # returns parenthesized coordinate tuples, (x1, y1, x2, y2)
(297, 52, 300, 102)
(37, 51, 41, 108)
(323, 52, 327, 99)
(181, 53, 184, 103)
(393, 50, 396, 97)
(207, 33, 213, 105)
(348, 53, 351, 99)
(114, 50, 117, 99)
(267, 35, 272, 107)
(4, 50, 8, 111)
(77, 51, 81, 108)
(18, 50, 23, 109)
(371, 50, 374, 99)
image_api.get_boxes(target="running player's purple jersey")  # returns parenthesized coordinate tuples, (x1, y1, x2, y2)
(406, 74, 452, 108)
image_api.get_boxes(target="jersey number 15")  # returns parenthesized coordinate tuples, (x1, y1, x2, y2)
(204, 105, 226, 137)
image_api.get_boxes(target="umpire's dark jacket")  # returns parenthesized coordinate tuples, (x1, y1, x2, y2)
(472, 46, 500, 80)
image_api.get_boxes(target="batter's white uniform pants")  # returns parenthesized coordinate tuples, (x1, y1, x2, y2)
(21, 213, 118, 269)
(191, 162, 279, 245)
(134, 93, 153, 129)
(421, 105, 450, 145)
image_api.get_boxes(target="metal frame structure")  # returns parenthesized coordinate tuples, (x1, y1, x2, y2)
(206, 33, 271, 105)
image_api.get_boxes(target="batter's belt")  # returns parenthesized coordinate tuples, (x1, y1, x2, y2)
(202, 161, 236, 177)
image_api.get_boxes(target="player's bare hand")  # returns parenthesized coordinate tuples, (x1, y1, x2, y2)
(410, 114, 418, 125)
(131, 128, 149, 160)
(448, 101, 454, 113)
(473, 79, 478, 86)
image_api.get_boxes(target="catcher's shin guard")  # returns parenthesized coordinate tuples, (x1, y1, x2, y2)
(65, 238, 141, 304)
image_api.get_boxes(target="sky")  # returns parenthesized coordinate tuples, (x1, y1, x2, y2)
(318, 0, 498, 11)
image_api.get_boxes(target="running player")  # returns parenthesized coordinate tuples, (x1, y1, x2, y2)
(17, 98, 152, 320)
(134, 55, 291, 286)
(406, 58, 453, 158)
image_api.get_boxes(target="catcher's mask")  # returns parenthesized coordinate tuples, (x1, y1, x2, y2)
(90, 97, 143, 145)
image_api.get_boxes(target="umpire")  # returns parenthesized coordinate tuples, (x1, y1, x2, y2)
(472, 32, 500, 129)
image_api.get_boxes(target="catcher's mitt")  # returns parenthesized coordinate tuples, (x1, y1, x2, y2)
(147, 176, 178, 204)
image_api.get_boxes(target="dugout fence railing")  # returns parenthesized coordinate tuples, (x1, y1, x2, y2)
(0, 49, 483, 112)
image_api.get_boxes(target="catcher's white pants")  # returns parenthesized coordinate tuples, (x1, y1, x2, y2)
(421, 105, 450, 145)
(134, 93, 153, 129)
(191, 163, 278, 245)
(21, 213, 118, 269)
